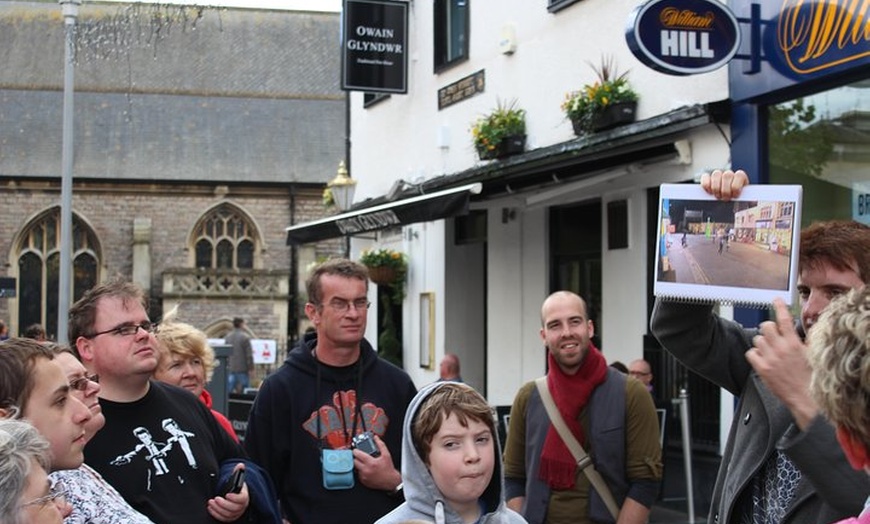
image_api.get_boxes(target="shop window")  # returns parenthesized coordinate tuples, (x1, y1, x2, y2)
(768, 81, 870, 226)
(192, 204, 259, 270)
(17, 209, 99, 340)
(433, 0, 468, 73)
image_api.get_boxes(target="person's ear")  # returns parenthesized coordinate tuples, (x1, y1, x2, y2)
(305, 303, 319, 324)
(76, 336, 95, 363)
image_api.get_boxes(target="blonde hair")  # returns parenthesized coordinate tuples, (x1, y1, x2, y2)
(155, 306, 216, 381)
(808, 287, 870, 451)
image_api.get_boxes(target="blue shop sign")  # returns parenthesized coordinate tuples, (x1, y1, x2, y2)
(730, 0, 870, 102)
(626, 0, 741, 76)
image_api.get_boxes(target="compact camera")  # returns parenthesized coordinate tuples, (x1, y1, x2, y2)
(351, 431, 381, 457)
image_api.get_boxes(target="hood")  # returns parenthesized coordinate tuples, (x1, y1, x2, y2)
(284, 332, 380, 382)
(401, 382, 507, 524)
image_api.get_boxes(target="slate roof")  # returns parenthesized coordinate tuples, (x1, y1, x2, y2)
(0, 1, 345, 184)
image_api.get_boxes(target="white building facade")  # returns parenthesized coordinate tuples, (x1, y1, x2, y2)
(338, 0, 732, 408)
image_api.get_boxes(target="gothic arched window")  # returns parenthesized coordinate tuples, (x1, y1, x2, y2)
(17, 210, 99, 340)
(192, 205, 257, 270)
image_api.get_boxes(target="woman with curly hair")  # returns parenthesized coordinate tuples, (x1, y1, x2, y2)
(153, 308, 238, 442)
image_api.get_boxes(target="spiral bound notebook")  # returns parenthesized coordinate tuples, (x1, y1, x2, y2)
(654, 183, 803, 307)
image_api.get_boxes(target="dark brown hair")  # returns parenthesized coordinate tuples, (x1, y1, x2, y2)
(800, 221, 870, 283)
(0, 338, 55, 418)
(305, 258, 369, 306)
(68, 279, 147, 346)
(411, 383, 496, 465)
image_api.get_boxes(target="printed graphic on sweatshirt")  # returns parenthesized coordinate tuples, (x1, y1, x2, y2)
(110, 418, 198, 490)
(302, 389, 389, 448)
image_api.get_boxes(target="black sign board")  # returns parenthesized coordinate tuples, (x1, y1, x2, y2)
(0, 277, 15, 298)
(342, 0, 409, 94)
(227, 392, 257, 442)
(438, 70, 485, 110)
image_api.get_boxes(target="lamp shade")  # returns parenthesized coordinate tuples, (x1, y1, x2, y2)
(328, 161, 356, 211)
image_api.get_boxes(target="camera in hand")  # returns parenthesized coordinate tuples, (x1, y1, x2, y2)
(351, 431, 381, 457)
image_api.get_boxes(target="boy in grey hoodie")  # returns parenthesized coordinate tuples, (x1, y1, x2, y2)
(376, 381, 527, 524)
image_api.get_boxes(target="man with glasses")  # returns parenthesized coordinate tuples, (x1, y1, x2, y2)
(627, 359, 653, 394)
(245, 258, 417, 524)
(71, 280, 250, 523)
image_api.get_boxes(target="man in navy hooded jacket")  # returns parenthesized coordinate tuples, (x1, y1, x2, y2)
(245, 259, 417, 524)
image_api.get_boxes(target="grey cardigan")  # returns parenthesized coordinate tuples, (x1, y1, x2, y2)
(650, 299, 870, 524)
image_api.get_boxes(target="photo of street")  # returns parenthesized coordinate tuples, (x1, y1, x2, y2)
(657, 198, 795, 291)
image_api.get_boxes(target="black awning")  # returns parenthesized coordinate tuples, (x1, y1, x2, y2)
(286, 183, 482, 245)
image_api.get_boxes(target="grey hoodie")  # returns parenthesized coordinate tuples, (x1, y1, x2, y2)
(375, 382, 527, 524)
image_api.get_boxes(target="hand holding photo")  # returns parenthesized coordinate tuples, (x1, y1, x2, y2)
(654, 183, 802, 307)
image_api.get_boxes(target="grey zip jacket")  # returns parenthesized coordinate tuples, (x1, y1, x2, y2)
(375, 381, 528, 524)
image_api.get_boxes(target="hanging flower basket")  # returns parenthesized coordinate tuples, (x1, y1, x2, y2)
(367, 266, 398, 286)
(359, 249, 408, 303)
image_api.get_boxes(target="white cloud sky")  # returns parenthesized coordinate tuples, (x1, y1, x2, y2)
(96, 0, 340, 12)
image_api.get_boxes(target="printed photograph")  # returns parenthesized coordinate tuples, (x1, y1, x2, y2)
(654, 183, 803, 307)
(656, 197, 796, 291)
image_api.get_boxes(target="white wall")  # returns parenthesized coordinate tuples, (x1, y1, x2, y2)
(350, 0, 729, 202)
(349, 1, 732, 401)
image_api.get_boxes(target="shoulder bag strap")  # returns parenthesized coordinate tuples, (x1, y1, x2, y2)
(534, 376, 620, 520)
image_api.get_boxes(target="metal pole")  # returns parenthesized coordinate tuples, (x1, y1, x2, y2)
(58, 0, 81, 344)
(677, 388, 696, 523)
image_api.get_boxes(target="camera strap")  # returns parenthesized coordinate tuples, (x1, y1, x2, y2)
(314, 351, 367, 449)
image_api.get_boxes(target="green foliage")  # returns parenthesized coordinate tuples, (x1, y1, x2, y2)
(359, 249, 407, 303)
(562, 56, 638, 128)
(768, 99, 833, 178)
(470, 99, 527, 154)
(377, 295, 402, 367)
(322, 187, 335, 208)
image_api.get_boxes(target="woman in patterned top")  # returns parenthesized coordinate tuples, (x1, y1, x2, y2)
(48, 344, 155, 524)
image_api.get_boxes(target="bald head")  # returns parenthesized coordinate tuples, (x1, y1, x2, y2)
(541, 291, 588, 326)
(439, 353, 461, 381)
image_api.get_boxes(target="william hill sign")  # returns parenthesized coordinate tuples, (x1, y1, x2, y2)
(626, 0, 740, 76)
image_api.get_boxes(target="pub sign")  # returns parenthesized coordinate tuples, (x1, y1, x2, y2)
(342, 0, 408, 93)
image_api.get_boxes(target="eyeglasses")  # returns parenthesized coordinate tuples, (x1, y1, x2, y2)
(319, 298, 370, 313)
(69, 374, 99, 392)
(21, 479, 66, 510)
(629, 371, 651, 377)
(84, 321, 157, 339)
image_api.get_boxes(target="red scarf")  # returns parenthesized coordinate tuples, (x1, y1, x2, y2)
(538, 343, 607, 490)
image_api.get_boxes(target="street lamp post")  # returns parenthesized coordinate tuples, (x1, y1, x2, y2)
(57, 0, 81, 344)
(328, 161, 356, 256)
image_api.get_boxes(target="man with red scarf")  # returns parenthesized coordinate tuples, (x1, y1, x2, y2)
(503, 291, 662, 524)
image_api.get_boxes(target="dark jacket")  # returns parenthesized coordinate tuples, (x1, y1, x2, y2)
(244, 333, 417, 524)
(218, 460, 282, 524)
(650, 299, 870, 524)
